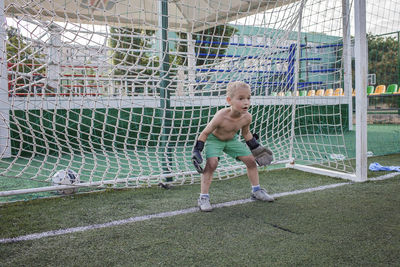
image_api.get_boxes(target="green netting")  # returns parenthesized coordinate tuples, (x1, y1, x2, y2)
(10, 105, 348, 157)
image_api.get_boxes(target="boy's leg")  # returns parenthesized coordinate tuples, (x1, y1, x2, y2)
(198, 157, 218, 212)
(238, 155, 274, 202)
(238, 155, 259, 186)
(201, 157, 219, 194)
(202, 134, 224, 194)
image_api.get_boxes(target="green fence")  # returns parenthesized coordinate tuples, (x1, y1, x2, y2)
(10, 104, 349, 157)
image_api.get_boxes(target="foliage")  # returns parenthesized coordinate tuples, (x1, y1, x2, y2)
(108, 27, 156, 77)
(176, 25, 238, 66)
(367, 33, 399, 85)
(6, 27, 46, 95)
(108, 27, 158, 95)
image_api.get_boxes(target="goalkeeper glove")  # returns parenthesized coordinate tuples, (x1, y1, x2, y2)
(246, 137, 273, 166)
(192, 140, 205, 173)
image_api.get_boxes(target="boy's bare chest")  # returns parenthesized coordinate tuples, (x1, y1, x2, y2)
(217, 117, 247, 133)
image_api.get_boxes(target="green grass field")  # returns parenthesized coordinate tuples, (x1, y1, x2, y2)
(1, 154, 399, 266)
(2, 123, 399, 204)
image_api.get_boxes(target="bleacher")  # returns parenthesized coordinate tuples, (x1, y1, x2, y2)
(271, 85, 400, 113)
(364, 84, 400, 112)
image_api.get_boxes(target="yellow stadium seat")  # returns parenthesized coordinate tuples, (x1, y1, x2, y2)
(324, 89, 333, 96)
(277, 92, 285, 96)
(333, 88, 344, 96)
(394, 85, 400, 94)
(316, 89, 325, 96)
(369, 85, 386, 95)
(352, 89, 355, 96)
(307, 89, 315, 96)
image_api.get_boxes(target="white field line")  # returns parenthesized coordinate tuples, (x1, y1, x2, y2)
(1, 172, 399, 244)
(368, 171, 400, 181)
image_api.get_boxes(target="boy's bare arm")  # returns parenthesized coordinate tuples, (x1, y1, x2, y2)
(197, 112, 222, 142)
(241, 115, 253, 141)
(192, 113, 222, 173)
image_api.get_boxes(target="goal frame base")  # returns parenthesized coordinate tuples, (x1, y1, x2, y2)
(286, 163, 364, 182)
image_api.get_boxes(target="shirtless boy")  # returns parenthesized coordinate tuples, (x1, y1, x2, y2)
(192, 81, 274, 212)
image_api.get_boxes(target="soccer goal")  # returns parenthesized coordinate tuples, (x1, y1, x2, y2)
(0, 0, 371, 198)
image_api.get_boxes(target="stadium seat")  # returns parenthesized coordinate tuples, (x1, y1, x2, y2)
(270, 92, 277, 96)
(333, 88, 344, 96)
(277, 92, 285, 96)
(307, 89, 315, 96)
(384, 84, 398, 94)
(394, 86, 400, 94)
(316, 89, 325, 96)
(367, 86, 375, 95)
(369, 85, 385, 95)
(285, 91, 292, 96)
(299, 90, 307, 96)
(324, 89, 333, 96)
(353, 87, 373, 96)
(293, 90, 299, 96)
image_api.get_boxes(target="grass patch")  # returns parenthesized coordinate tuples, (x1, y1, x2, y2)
(0, 166, 342, 239)
(0, 154, 399, 266)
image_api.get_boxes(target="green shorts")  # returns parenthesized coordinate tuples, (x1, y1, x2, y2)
(205, 134, 251, 160)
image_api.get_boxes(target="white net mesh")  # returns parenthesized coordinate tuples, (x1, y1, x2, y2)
(362, 0, 400, 157)
(1, 0, 359, 196)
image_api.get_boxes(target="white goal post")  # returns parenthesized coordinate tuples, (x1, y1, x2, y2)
(0, 0, 371, 198)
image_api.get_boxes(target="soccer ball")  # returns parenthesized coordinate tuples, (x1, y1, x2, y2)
(51, 169, 80, 195)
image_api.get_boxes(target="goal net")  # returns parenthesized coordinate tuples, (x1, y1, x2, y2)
(0, 0, 358, 198)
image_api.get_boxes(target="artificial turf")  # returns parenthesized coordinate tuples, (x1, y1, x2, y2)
(0, 154, 399, 266)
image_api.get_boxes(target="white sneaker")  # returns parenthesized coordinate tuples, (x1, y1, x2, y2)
(251, 188, 274, 202)
(198, 196, 213, 212)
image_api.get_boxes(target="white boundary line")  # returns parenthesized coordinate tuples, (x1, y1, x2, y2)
(368, 172, 400, 181)
(1, 173, 399, 244)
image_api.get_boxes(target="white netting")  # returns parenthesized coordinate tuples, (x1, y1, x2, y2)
(362, 0, 400, 156)
(1, 0, 357, 196)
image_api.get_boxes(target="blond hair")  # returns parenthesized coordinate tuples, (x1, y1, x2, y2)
(226, 81, 251, 98)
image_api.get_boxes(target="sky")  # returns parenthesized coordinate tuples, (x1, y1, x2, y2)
(5, 0, 400, 46)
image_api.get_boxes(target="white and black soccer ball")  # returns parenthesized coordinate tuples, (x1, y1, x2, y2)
(51, 169, 80, 195)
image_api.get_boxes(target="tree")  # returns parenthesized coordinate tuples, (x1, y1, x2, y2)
(109, 27, 156, 76)
(108, 27, 157, 95)
(175, 25, 238, 66)
(6, 27, 46, 95)
(367, 33, 399, 85)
